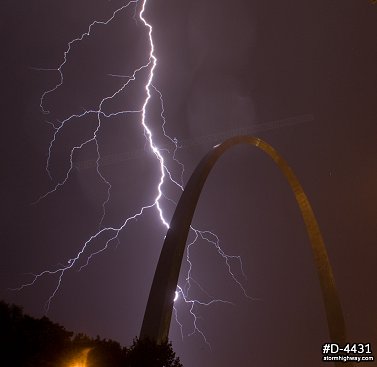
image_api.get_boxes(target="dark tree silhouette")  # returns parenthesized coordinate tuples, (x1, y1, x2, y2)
(0, 301, 183, 367)
(85, 335, 128, 367)
(0, 301, 72, 366)
(125, 337, 183, 367)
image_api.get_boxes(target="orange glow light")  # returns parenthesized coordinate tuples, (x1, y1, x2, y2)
(68, 348, 92, 367)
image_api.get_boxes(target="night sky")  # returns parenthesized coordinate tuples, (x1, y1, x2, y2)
(1, 1, 377, 366)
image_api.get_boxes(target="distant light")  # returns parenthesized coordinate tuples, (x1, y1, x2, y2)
(68, 348, 92, 367)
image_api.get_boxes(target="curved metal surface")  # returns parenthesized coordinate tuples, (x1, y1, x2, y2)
(140, 136, 346, 351)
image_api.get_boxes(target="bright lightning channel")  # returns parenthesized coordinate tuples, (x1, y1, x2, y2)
(15, 0, 253, 346)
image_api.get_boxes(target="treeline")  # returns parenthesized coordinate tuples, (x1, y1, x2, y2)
(0, 301, 182, 367)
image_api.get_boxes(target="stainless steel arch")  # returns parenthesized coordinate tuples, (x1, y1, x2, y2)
(140, 136, 346, 349)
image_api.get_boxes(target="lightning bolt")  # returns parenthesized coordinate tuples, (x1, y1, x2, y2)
(14, 0, 253, 346)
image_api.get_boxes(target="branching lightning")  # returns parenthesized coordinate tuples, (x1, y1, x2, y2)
(15, 0, 253, 346)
